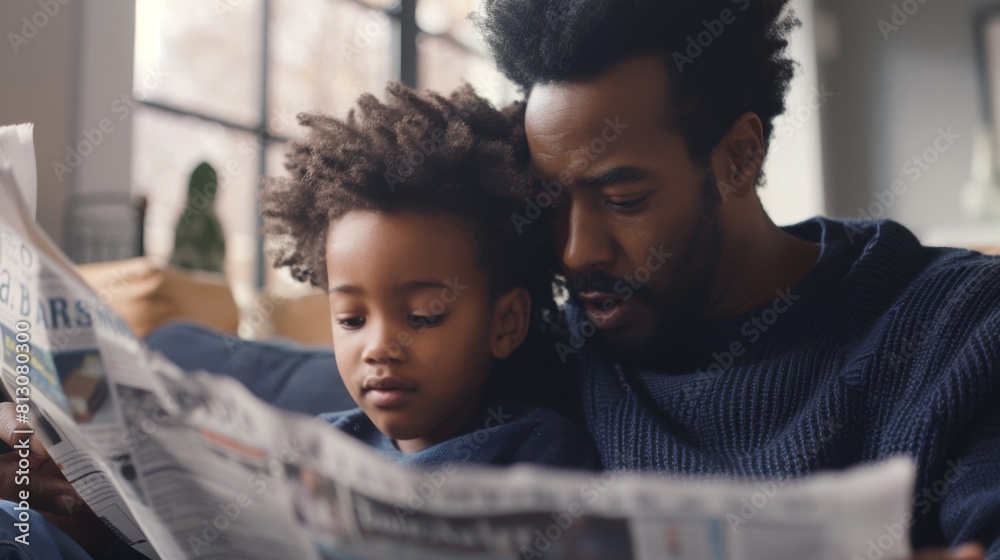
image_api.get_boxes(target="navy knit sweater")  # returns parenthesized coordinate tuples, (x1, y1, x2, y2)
(568, 217, 1000, 555)
(319, 404, 600, 470)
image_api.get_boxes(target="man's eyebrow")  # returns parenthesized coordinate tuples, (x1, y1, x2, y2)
(576, 166, 650, 188)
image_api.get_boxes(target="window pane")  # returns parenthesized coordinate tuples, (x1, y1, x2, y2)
(416, 0, 482, 51)
(131, 107, 261, 294)
(269, 0, 394, 138)
(417, 34, 519, 106)
(134, 0, 263, 126)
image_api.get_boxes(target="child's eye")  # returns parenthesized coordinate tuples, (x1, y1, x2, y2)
(337, 317, 366, 330)
(408, 314, 446, 330)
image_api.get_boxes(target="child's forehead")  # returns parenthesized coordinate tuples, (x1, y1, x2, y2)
(325, 209, 485, 278)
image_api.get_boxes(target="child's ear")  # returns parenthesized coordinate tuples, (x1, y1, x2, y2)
(490, 287, 531, 360)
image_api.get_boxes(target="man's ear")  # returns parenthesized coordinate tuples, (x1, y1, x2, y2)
(711, 112, 765, 199)
(490, 287, 531, 360)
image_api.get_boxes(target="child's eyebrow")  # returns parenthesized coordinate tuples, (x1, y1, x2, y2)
(328, 284, 363, 295)
(327, 280, 448, 296)
(399, 279, 448, 292)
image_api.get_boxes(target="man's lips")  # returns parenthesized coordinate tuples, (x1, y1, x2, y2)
(362, 376, 416, 408)
(575, 291, 639, 331)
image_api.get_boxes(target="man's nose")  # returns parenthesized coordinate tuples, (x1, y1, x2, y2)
(561, 203, 616, 274)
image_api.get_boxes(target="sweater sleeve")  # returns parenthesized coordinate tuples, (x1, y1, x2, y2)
(935, 280, 1000, 558)
(937, 382, 1000, 557)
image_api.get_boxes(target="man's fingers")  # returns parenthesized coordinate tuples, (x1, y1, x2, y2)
(0, 403, 51, 459)
(27, 472, 84, 515)
(0, 402, 24, 446)
(0, 453, 81, 515)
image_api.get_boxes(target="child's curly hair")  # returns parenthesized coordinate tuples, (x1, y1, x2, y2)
(260, 81, 556, 317)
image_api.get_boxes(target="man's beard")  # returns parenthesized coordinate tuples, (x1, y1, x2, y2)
(570, 169, 724, 366)
(634, 170, 724, 367)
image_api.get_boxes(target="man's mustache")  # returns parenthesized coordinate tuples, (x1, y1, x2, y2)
(568, 272, 622, 294)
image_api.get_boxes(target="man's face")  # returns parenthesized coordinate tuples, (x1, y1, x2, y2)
(525, 55, 723, 358)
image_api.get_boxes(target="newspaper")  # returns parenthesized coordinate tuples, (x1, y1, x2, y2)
(0, 124, 918, 560)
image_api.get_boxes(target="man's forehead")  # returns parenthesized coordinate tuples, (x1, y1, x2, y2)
(523, 59, 677, 156)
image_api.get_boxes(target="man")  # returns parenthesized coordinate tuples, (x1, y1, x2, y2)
(475, 0, 999, 557)
(0, 0, 996, 558)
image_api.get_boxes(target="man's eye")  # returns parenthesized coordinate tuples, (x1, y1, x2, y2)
(408, 314, 446, 329)
(337, 317, 366, 330)
(606, 193, 651, 211)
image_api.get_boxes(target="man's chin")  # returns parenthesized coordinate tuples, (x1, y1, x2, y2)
(598, 322, 658, 357)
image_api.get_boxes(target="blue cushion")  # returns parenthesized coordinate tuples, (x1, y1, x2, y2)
(144, 321, 354, 415)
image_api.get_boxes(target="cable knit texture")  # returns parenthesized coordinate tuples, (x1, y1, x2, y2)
(570, 218, 1000, 555)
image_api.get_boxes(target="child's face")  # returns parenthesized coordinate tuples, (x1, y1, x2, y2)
(325, 210, 520, 452)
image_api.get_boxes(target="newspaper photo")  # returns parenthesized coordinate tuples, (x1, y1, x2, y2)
(0, 124, 918, 560)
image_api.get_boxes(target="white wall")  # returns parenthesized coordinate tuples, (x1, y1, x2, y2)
(0, 0, 135, 254)
(759, 0, 827, 226)
(818, 0, 992, 236)
(0, 0, 81, 246)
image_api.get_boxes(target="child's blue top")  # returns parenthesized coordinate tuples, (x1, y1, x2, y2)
(318, 403, 600, 470)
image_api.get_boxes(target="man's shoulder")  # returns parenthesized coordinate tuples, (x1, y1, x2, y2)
(897, 248, 1000, 325)
(821, 218, 1000, 334)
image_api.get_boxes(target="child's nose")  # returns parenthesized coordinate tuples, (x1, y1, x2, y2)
(361, 320, 407, 365)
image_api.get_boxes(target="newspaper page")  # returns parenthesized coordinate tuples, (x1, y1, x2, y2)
(0, 125, 918, 560)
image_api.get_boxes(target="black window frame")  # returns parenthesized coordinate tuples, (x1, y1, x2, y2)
(135, 0, 481, 287)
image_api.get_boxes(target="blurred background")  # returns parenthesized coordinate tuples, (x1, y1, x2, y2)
(2, 0, 999, 341)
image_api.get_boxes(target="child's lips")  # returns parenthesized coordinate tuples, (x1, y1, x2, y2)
(364, 388, 417, 408)
(362, 375, 416, 408)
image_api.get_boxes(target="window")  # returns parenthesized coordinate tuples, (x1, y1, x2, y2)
(132, 0, 517, 315)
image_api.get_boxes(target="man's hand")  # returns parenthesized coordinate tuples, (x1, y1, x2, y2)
(0, 402, 81, 514)
(913, 543, 986, 560)
(0, 402, 119, 555)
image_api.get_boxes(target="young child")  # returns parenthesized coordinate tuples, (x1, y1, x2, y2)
(260, 82, 598, 470)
